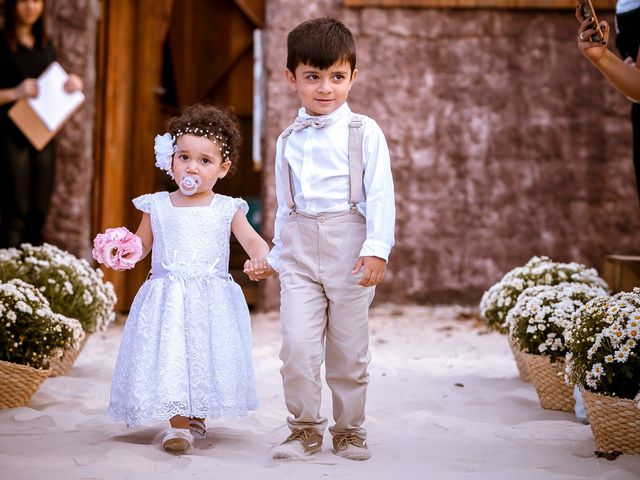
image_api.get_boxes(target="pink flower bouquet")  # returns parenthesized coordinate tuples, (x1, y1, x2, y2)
(92, 227, 143, 271)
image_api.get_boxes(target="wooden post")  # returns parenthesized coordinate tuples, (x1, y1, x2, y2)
(603, 255, 640, 294)
(93, 0, 174, 311)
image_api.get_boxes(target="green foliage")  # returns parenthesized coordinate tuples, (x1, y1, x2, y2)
(0, 243, 117, 334)
(0, 279, 83, 369)
(480, 256, 609, 334)
(566, 290, 640, 400)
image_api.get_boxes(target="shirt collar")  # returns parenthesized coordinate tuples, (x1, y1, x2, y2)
(298, 102, 351, 122)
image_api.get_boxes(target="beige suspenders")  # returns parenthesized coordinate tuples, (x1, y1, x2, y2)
(280, 115, 364, 214)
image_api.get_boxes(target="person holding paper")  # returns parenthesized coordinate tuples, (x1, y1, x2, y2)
(0, 0, 83, 248)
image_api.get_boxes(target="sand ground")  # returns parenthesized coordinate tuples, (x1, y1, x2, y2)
(1, 304, 639, 480)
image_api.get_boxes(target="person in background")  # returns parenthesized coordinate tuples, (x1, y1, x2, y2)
(615, 0, 640, 203)
(0, 0, 83, 247)
(576, 9, 640, 103)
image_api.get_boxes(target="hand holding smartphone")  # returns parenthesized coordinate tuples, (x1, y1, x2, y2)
(579, 0, 604, 42)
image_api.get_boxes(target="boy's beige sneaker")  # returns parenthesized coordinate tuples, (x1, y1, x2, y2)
(272, 427, 323, 460)
(332, 432, 370, 461)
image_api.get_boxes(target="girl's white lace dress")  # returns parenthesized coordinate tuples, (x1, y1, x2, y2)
(107, 192, 258, 427)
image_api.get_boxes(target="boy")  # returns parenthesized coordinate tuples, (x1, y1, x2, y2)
(249, 17, 395, 461)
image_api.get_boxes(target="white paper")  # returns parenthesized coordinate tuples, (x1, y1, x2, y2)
(27, 61, 84, 132)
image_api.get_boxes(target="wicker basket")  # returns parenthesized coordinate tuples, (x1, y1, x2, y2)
(0, 360, 50, 408)
(522, 353, 574, 412)
(508, 337, 531, 382)
(581, 389, 640, 455)
(49, 336, 89, 377)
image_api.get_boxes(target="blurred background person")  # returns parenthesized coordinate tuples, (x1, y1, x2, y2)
(0, 0, 83, 248)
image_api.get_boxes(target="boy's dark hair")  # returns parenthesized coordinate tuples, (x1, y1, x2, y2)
(167, 103, 242, 176)
(286, 17, 356, 76)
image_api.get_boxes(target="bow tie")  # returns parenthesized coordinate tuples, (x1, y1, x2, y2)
(290, 116, 336, 133)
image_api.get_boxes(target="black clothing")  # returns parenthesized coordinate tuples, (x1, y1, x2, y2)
(615, 7, 640, 206)
(0, 31, 57, 247)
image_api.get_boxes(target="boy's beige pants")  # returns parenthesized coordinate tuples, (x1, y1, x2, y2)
(278, 210, 375, 439)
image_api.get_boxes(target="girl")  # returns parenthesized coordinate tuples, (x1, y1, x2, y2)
(99, 104, 272, 453)
(0, 0, 83, 247)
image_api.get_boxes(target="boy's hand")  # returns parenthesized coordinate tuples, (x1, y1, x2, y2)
(243, 257, 276, 281)
(352, 256, 387, 287)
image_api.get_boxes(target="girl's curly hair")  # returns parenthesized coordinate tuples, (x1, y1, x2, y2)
(166, 103, 242, 176)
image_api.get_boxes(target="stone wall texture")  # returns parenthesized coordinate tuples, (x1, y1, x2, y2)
(259, 0, 640, 309)
(42, 0, 97, 258)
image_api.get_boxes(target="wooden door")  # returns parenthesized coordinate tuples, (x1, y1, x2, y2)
(94, 0, 264, 311)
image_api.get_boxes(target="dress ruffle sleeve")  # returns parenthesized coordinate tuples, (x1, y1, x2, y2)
(132, 194, 154, 214)
(232, 197, 249, 215)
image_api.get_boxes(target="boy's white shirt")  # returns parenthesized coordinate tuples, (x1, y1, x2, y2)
(267, 102, 395, 273)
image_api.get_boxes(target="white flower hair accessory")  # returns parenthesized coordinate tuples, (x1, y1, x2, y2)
(154, 133, 176, 177)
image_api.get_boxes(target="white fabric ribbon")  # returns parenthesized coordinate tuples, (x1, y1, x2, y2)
(158, 252, 226, 295)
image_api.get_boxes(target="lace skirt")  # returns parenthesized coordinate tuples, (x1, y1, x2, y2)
(106, 275, 258, 427)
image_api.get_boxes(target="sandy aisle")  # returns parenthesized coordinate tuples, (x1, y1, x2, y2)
(1, 304, 639, 480)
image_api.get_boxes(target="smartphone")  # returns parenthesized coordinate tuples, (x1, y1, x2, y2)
(580, 0, 604, 42)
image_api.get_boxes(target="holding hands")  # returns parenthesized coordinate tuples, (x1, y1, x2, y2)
(243, 257, 275, 281)
(243, 255, 388, 286)
(92, 227, 143, 271)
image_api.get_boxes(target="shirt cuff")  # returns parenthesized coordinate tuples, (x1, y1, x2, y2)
(267, 250, 281, 273)
(358, 240, 391, 262)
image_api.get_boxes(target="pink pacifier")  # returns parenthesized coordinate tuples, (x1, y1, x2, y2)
(179, 173, 201, 195)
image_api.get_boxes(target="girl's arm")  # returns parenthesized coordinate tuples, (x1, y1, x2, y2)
(231, 209, 276, 279)
(134, 213, 153, 260)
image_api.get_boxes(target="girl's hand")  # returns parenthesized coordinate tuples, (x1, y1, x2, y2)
(64, 73, 83, 93)
(16, 78, 38, 99)
(352, 256, 387, 287)
(575, 10, 609, 63)
(243, 257, 275, 281)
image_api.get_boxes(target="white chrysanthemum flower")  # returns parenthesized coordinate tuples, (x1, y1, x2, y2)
(614, 349, 629, 363)
(15, 300, 32, 314)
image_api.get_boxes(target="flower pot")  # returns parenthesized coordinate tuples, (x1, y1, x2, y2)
(508, 337, 531, 382)
(581, 389, 640, 455)
(49, 336, 89, 377)
(0, 360, 50, 408)
(522, 353, 574, 412)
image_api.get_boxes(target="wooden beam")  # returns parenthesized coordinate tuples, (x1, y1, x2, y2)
(233, 0, 265, 27)
(203, 40, 254, 104)
(343, 0, 616, 8)
(93, 0, 137, 310)
(125, 0, 175, 302)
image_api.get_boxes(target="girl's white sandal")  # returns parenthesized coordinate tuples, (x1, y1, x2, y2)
(162, 428, 193, 452)
(189, 418, 207, 439)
